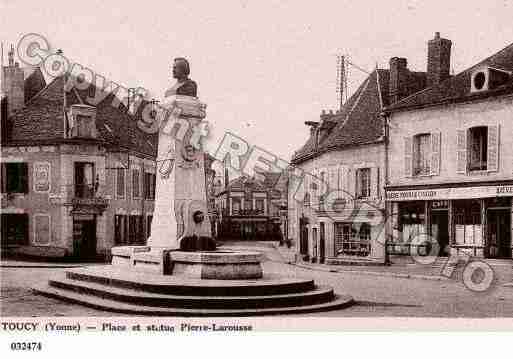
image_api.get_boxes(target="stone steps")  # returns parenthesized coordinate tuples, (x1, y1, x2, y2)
(32, 284, 354, 316)
(32, 265, 354, 316)
(64, 266, 315, 296)
(47, 276, 335, 309)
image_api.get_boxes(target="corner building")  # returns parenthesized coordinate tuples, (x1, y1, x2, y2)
(384, 34, 513, 259)
(289, 57, 428, 264)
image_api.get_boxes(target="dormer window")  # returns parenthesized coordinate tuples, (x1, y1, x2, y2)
(75, 115, 94, 137)
(471, 66, 511, 93)
(68, 104, 97, 138)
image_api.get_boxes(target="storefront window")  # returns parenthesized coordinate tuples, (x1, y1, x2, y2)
(454, 199, 482, 246)
(399, 201, 426, 242)
(333, 222, 370, 257)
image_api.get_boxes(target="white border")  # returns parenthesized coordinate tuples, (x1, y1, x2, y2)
(33, 161, 51, 193)
(33, 213, 51, 246)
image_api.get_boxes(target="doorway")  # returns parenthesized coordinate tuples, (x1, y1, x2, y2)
(73, 216, 97, 259)
(487, 209, 511, 259)
(431, 211, 449, 256)
(319, 222, 326, 263)
(299, 217, 308, 255)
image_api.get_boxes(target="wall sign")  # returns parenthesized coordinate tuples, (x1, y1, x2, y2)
(34, 214, 51, 245)
(386, 184, 513, 201)
(33, 162, 51, 193)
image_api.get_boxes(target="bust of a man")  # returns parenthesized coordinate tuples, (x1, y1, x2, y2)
(164, 57, 197, 97)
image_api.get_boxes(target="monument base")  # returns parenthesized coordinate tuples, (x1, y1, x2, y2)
(111, 246, 263, 280)
(171, 250, 263, 280)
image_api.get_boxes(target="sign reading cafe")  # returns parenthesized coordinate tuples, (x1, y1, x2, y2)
(33, 162, 51, 192)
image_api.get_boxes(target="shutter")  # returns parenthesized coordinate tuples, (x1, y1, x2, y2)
(21, 163, 29, 193)
(337, 165, 344, 192)
(1, 163, 6, 193)
(487, 125, 499, 172)
(430, 132, 441, 175)
(404, 137, 413, 177)
(370, 167, 376, 198)
(456, 129, 467, 174)
(355, 169, 360, 198)
(328, 166, 336, 192)
(370, 167, 380, 198)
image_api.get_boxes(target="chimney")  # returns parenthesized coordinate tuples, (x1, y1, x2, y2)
(389, 57, 408, 104)
(427, 32, 452, 87)
(1, 44, 25, 115)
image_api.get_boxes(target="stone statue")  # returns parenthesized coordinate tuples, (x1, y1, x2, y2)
(164, 57, 198, 98)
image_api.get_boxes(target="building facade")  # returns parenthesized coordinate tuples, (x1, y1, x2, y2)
(384, 34, 513, 259)
(289, 48, 433, 264)
(215, 171, 287, 242)
(1, 55, 158, 259)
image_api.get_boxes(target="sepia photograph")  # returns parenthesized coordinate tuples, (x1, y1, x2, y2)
(1, 0, 513, 356)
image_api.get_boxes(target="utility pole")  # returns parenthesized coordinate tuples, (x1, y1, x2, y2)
(336, 54, 347, 110)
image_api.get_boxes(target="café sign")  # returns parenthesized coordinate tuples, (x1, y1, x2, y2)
(386, 184, 513, 201)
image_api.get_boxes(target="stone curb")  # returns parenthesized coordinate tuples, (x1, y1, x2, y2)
(291, 262, 449, 281)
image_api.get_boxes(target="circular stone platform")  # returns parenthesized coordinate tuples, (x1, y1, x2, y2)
(169, 250, 264, 279)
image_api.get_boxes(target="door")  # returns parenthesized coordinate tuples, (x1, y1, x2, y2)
(487, 209, 511, 259)
(319, 222, 325, 263)
(432, 211, 449, 257)
(299, 218, 308, 255)
(73, 217, 97, 259)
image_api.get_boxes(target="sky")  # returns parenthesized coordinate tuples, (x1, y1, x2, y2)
(1, 0, 513, 165)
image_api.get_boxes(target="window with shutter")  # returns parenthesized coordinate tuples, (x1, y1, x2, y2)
(21, 164, 28, 193)
(404, 137, 413, 177)
(468, 126, 488, 171)
(487, 125, 499, 172)
(2, 163, 29, 193)
(456, 129, 467, 174)
(430, 132, 441, 175)
(132, 169, 140, 198)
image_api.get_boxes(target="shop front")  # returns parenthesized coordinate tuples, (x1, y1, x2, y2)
(386, 182, 513, 259)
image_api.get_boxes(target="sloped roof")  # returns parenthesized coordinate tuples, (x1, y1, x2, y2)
(291, 69, 390, 164)
(23, 67, 46, 103)
(386, 43, 513, 112)
(7, 75, 158, 157)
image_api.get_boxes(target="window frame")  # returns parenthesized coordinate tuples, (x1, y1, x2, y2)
(467, 126, 488, 171)
(1, 162, 29, 194)
(413, 133, 431, 176)
(132, 168, 141, 199)
(116, 168, 126, 199)
(355, 168, 371, 199)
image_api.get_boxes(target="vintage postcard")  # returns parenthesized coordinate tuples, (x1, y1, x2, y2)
(1, 0, 513, 356)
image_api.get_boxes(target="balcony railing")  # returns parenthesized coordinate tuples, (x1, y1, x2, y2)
(231, 209, 266, 216)
(61, 184, 109, 212)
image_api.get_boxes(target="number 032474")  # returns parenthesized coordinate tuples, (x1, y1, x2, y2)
(10, 342, 43, 351)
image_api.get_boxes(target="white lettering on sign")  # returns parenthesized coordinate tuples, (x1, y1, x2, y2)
(33, 162, 51, 193)
(387, 184, 513, 201)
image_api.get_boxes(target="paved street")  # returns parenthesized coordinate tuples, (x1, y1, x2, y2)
(1, 244, 513, 317)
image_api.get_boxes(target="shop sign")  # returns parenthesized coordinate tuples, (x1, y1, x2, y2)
(33, 162, 51, 193)
(386, 184, 513, 201)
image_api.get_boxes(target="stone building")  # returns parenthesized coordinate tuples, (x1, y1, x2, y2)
(1, 56, 158, 259)
(384, 34, 513, 259)
(289, 52, 429, 264)
(214, 171, 287, 242)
